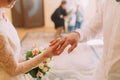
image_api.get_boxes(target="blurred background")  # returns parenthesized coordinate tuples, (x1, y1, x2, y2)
(5, 0, 98, 39)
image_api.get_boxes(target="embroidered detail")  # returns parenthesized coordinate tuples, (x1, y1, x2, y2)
(0, 35, 6, 50)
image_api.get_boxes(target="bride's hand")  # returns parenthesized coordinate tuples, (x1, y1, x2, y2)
(50, 32, 80, 54)
(44, 38, 66, 57)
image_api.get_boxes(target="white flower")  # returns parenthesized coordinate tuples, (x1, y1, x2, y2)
(39, 62, 44, 69)
(42, 67, 49, 73)
(46, 58, 51, 63)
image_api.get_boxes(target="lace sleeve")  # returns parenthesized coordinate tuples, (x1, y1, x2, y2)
(0, 33, 48, 76)
(0, 33, 18, 75)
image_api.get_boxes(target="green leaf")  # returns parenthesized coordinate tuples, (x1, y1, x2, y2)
(26, 51, 34, 60)
(50, 56, 53, 59)
(43, 48, 46, 50)
(39, 51, 41, 54)
(36, 77, 41, 80)
(29, 68, 39, 78)
(39, 69, 46, 75)
(42, 72, 46, 75)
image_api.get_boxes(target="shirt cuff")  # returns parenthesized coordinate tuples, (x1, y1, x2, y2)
(75, 29, 84, 42)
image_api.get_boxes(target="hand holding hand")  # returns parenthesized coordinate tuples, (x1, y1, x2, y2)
(44, 38, 66, 57)
(50, 32, 80, 54)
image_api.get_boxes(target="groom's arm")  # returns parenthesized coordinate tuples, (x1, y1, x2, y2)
(75, 0, 105, 42)
(75, 9, 103, 42)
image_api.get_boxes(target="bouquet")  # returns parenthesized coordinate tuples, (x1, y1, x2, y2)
(25, 44, 52, 80)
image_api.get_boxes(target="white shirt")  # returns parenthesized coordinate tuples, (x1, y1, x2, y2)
(76, 0, 120, 80)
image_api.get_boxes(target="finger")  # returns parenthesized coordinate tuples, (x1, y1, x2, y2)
(57, 41, 69, 54)
(68, 44, 77, 53)
(53, 51, 61, 56)
(56, 37, 66, 50)
(50, 38, 59, 43)
(54, 38, 66, 56)
(49, 38, 60, 46)
(52, 38, 66, 49)
(49, 39, 57, 46)
(50, 39, 55, 43)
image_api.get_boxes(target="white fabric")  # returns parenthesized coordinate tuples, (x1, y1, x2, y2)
(76, 0, 120, 80)
(42, 42, 103, 80)
(0, 9, 24, 80)
(68, 10, 76, 26)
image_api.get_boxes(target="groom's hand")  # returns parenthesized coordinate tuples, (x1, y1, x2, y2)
(45, 38, 66, 57)
(50, 32, 80, 54)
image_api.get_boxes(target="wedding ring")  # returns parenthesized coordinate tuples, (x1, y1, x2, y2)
(57, 38, 61, 41)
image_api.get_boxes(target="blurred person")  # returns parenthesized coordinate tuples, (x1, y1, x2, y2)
(75, 5, 84, 29)
(67, 8, 76, 33)
(51, 0, 67, 39)
(0, 0, 64, 80)
(50, 0, 120, 80)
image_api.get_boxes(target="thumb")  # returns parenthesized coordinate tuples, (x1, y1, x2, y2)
(68, 44, 77, 53)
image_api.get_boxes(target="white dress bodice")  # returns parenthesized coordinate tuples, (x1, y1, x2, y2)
(0, 9, 25, 80)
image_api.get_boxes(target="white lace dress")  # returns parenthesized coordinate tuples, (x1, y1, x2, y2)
(0, 9, 25, 80)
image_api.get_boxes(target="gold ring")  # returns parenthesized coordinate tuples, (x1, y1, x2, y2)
(57, 38, 61, 40)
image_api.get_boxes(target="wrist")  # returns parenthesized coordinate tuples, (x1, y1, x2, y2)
(72, 31, 80, 38)
(42, 50, 52, 58)
(41, 51, 50, 58)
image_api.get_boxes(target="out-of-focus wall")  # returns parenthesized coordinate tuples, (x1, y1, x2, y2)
(5, 0, 62, 27)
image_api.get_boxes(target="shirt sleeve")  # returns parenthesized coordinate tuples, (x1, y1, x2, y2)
(76, 1, 104, 42)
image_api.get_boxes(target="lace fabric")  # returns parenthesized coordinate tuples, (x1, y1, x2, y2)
(0, 8, 25, 80)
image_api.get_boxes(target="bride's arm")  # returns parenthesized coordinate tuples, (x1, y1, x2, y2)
(0, 34, 61, 76)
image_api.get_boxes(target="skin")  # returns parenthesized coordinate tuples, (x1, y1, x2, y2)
(50, 32, 80, 54)
(0, 34, 63, 76)
(61, 4, 66, 9)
